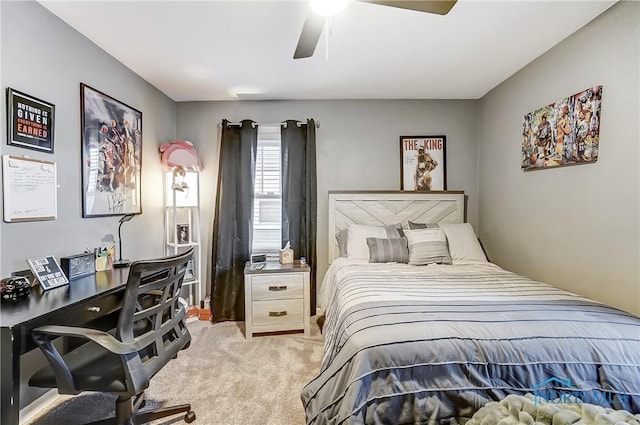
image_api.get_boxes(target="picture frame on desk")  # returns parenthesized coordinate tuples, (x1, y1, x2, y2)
(27, 256, 69, 290)
(80, 83, 142, 218)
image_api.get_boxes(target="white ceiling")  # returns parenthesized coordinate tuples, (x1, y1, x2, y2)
(39, 0, 616, 102)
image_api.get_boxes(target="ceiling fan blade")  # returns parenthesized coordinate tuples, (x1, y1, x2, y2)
(294, 11, 326, 59)
(361, 0, 457, 15)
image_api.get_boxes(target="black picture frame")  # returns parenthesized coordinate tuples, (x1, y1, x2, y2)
(6, 88, 55, 153)
(80, 83, 142, 217)
(400, 135, 447, 191)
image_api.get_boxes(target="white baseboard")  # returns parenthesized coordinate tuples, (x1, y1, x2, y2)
(20, 390, 64, 424)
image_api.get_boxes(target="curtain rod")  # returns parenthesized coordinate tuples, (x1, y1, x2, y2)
(220, 120, 320, 129)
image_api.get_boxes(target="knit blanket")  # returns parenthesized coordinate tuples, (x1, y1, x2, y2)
(467, 394, 640, 425)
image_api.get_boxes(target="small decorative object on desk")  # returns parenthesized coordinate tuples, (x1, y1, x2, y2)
(0, 277, 31, 302)
(95, 246, 114, 272)
(300, 256, 307, 264)
(279, 241, 294, 264)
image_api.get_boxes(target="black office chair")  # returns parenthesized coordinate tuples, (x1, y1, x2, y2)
(29, 248, 196, 425)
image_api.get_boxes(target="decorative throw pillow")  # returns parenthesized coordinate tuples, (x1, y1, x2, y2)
(438, 223, 487, 263)
(336, 229, 349, 257)
(347, 224, 403, 259)
(404, 228, 452, 265)
(408, 221, 440, 230)
(366, 237, 409, 263)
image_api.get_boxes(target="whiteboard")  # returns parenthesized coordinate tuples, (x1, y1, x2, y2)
(2, 155, 57, 222)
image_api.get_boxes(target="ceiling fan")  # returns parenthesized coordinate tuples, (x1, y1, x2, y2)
(293, 0, 458, 59)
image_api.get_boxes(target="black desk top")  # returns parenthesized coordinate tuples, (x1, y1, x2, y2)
(0, 268, 129, 328)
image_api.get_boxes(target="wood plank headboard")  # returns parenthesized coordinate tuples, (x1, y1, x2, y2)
(328, 191, 465, 262)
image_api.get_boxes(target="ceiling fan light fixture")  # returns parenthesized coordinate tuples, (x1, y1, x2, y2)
(310, 0, 348, 17)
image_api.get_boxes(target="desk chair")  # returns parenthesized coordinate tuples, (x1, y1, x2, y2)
(29, 248, 196, 424)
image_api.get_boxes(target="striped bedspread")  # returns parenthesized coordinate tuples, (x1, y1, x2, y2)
(301, 259, 640, 425)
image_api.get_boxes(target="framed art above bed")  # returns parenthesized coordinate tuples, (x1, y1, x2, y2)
(400, 135, 447, 191)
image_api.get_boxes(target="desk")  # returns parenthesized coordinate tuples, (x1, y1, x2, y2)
(0, 268, 129, 425)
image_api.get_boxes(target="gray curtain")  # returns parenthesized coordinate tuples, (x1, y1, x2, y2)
(211, 119, 257, 322)
(281, 119, 317, 315)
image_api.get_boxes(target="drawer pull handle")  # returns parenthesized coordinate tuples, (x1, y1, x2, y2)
(268, 311, 287, 317)
(268, 285, 287, 291)
(88, 306, 101, 313)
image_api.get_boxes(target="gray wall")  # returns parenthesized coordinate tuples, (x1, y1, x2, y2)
(477, 1, 639, 315)
(1, 0, 176, 277)
(176, 100, 479, 292)
(1, 0, 176, 409)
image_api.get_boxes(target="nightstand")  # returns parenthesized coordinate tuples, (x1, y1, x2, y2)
(244, 261, 310, 340)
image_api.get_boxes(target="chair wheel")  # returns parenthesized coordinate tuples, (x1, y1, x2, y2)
(184, 410, 196, 423)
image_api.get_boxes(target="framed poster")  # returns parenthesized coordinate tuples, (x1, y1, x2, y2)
(80, 83, 142, 217)
(522, 85, 602, 171)
(400, 135, 446, 191)
(27, 256, 69, 291)
(6, 88, 55, 153)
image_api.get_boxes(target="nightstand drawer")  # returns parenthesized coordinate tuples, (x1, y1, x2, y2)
(251, 273, 304, 301)
(252, 299, 303, 327)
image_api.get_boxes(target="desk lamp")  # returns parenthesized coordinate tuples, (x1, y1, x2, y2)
(114, 214, 135, 268)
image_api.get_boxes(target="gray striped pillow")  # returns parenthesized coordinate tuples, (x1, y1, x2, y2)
(405, 228, 452, 265)
(366, 237, 409, 263)
(344, 224, 405, 259)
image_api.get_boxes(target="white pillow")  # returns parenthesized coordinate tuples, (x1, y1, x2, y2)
(346, 224, 390, 259)
(438, 223, 487, 263)
(404, 228, 452, 265)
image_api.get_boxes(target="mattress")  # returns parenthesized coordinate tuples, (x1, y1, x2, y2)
(301, 259, 640, 425)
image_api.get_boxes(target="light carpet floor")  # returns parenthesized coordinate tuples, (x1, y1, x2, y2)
(24, 317, 325, 425)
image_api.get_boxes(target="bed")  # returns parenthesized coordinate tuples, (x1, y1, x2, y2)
(301, 191, 640, 425)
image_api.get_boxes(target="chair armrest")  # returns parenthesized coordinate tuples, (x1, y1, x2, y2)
(30, 325, 141, 395)
(30, 328, 78, 394)
(32, 326, 138, 355)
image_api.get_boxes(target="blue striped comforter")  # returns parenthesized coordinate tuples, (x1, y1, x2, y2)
(301, 260, 640, 425)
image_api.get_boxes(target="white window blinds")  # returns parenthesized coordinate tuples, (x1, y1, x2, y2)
(252, 126, 282, 254)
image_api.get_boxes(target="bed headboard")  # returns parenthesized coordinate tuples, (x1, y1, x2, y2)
(328, 191, 465, 262)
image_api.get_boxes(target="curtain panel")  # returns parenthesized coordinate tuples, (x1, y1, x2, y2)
(281, 119, 318, 315)
(211, 119, 257, 322)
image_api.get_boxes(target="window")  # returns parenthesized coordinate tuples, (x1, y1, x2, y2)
(252, 126, 282, 254)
